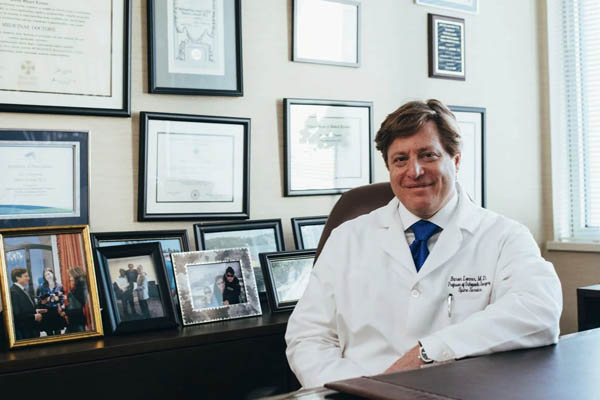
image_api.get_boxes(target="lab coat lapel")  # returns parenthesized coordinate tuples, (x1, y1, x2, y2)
(416, 184, 483, 281)
(375, 198, 417, 276)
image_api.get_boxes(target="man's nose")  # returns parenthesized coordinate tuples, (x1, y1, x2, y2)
(406, 158, 424, 178)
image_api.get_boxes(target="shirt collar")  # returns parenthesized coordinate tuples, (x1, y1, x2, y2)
(398, 186, 459, 231)
(14, 282, 26, 291)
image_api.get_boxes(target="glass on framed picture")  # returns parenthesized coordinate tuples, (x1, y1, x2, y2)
(0, 225, 103, 348)
(291, 216, 327, 249)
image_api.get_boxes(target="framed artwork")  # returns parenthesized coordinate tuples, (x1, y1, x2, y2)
(95, 242, 179, 334)
(416, 0, 478, 14)
(171, 248, 262, 326)
(449, 105, 485, 207)
(0, 130, 89, 229)
(0, 0, 131, 116)
(138, 112, 250, 221)
(148, 0, 243, 96)
(90, 229, 190, 308)
(428, 14, 466, 80)
(293, 0, 361, 67)
(195, 219, 285, 294)
(0, 225, 103, 348)
(291, 216, 327, 250)
(260, 250, 315, 312)
(284, 98, 373, 196)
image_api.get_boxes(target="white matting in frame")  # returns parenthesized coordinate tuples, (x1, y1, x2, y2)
(450, 106, 485, 207)
(293, 0, 361, 67)
(416, 0, 478, 14)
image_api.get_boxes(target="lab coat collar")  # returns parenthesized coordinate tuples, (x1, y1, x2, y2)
(373, 183, 484, 279)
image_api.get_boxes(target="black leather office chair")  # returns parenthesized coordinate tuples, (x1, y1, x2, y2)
(315, 182, 395, 261)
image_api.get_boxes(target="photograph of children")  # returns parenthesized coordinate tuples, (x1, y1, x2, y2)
(202, 227, 280, 293)
(107, 255, 166, 322)
(186, 261, 247, 310)
(271, 256, 313, 304)
(97, 237, 183, 304)
(3, 233, 97, 339)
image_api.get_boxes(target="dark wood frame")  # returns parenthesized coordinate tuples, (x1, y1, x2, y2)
(0, 0, 131, 116)
(0, 225, 103, 348)
(283, 98, 374, 196)
(428, 13, 466, 81)
(138, 111, 250, 221)
(147, 0, 243, 96)
(259, 250, 316, 312)
(0, 130, 89, 229)
(95, 242, 179, 334)
(292, 0, 362, 67)
(291, 216, 327, 250)
(195, 219, 285, 294)
(448, 105, 486, 207)
(89, 229, 190, 308)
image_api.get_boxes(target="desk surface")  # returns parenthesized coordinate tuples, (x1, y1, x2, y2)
(273, 329, 600, 400)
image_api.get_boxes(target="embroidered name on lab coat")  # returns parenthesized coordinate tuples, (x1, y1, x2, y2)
(448, 275, 491, 293)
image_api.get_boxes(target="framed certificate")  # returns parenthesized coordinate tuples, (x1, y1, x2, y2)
(449, 105, 485, 207)
(138, 112, 250, 221)
(148, 0, 243, 96)
(284, 98, 373, 196)
(416, 0, 478, 14)
(0, 0, 131, 116)
(428, 14, 466, 80)
(293, 0, 361, 67)
(0, 130, 89, 229)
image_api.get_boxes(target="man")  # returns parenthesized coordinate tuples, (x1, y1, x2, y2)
(124, 263, 138, 316)
(135, 265, 151, 319)
(114, 268, 134, 317)
(285, 99, 562, 388)
(222, 266, 241, 305)
(10, 268, 46, 339)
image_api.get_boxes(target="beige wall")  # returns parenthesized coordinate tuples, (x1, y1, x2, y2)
(3, 1, 579, 330)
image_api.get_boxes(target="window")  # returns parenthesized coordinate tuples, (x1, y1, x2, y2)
(548, 0, 600, 242)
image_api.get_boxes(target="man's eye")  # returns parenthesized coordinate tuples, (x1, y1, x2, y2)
(423, 152, 438, 159)
(393, 156, 408, 163)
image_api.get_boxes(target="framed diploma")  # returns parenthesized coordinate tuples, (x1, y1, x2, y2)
(0, 130, 89, 229)
(284, 98, 373, 196)
(0, 0, 131, 116)
(449, 105, 485, 207)
(428, 14, 466, 80)
(139, 112, 250, 221)
(416, 0, 478, 14)
(293, 0, 361, 67)
(148, 0, 243, 96)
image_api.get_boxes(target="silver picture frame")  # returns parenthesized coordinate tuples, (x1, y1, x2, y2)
(171, 247, 261, 325)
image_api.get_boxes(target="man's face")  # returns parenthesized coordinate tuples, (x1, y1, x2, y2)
(128, 264, 134, 270)
(17, 272, 30, 287)
(387, 121, 460, 219)
(226, 272, 234, 282)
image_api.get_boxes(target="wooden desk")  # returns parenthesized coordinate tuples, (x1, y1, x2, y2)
(0, 302, 300, 399)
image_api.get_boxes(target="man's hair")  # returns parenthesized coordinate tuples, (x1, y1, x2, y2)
(11, 268, 27, 283)
(374, 99, 461, 166)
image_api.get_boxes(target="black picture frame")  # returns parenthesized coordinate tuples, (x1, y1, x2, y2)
(95, 242, 179, 334)
(428, 13, 466, 81)
(260, 250, 315, 312)
(0, 0, 131, 117)
(89, 229, 190, 309)
(195, 219, 285, 294)
(448, 105, 486, 207)
(147, 0, 243, 96)
(284, 98, 374, 196)
(291, 216, 328, 250)
(0, 130, 89, 229)
(138, 112, 250, 221)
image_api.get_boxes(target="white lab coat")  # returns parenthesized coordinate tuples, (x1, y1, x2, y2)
(285, 185, 562, 388)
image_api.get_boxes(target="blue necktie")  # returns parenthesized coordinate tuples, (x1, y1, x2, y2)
(409, 220, 441, 272)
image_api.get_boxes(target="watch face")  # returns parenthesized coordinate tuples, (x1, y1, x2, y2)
(419, 346, 433, 363)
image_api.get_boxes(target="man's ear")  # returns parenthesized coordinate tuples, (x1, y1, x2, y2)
(453, 152, 461, 175)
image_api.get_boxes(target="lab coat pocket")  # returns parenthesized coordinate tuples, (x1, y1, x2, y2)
(449, 295, 489, 324)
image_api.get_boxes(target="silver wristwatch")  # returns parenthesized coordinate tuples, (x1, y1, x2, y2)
(418, 342, 434, 364)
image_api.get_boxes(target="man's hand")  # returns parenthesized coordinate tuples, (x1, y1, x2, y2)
(383, 344, 424, 374)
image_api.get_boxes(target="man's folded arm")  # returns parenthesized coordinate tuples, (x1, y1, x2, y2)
(420, 225, 563, 361)
(285, 236, 366, 388)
